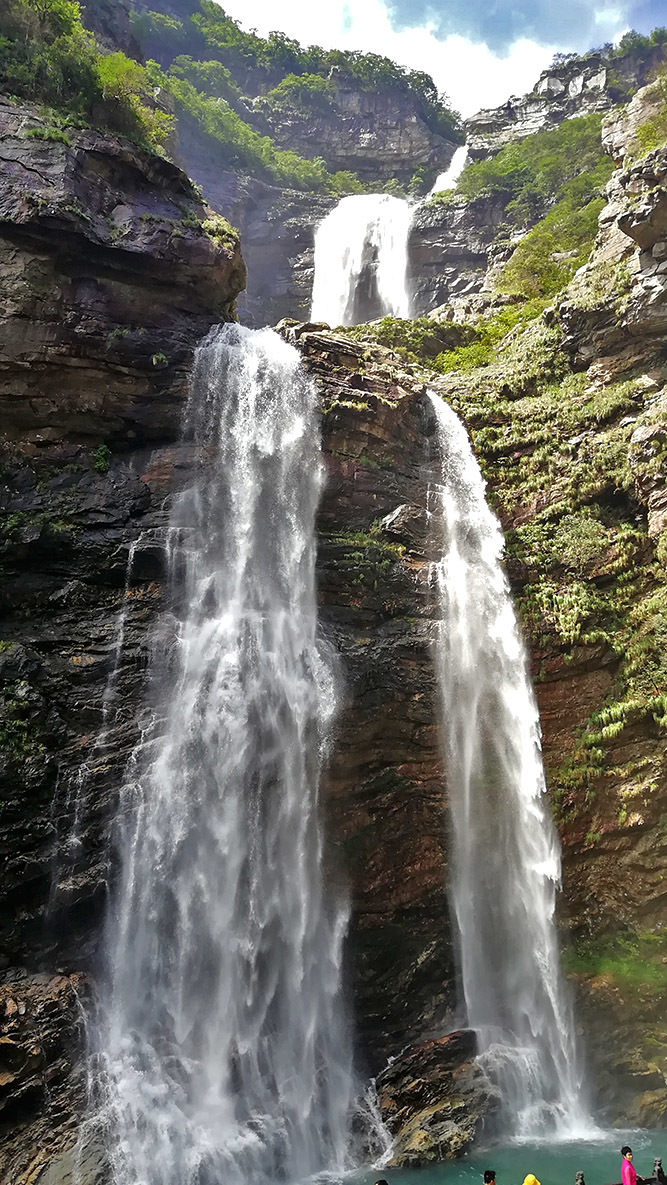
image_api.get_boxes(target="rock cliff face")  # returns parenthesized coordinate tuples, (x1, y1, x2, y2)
(3, 34, 667, 1183)
(407, 43, 667, 318)
(0, 106, 461, 1175)
(0, 97, 245, 444)
(168, 163, 335, 327)
(170, 111, 452, 326)
(258, 86, 455, 185)
(466, 45, 667, 160)
(408, 193, 505, 314)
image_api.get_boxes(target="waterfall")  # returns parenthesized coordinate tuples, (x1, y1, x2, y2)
(311, 193, 412, 327)
(98, 323, 352, 1185)
(428, 393, 591, 1140)
(430, 144, 469, 195)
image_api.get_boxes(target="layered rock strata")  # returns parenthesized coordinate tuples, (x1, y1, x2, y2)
(257, 87, 456, 185)
(376, 1030, 500, 1165)
(466, 45, 667, 160)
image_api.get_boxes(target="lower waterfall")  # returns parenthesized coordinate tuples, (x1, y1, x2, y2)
(428, 393, 591, 1139)
(98, 324, 352, 1185)
(311, 193, 412, 327)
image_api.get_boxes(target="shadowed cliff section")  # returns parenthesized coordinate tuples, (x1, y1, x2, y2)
(0, 103, 245, 1181)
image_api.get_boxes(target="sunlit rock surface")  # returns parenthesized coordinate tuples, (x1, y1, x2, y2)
(465, 45, 667, 161)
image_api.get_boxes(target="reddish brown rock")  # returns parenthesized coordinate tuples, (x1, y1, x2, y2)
(377, 1030, 501, 1164)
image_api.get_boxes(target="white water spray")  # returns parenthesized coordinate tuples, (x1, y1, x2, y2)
(428, 393, 592, 1140)
(430, 145, 469, 195)
(99, 323, 352, 1185)
(311, 194, 412, 327)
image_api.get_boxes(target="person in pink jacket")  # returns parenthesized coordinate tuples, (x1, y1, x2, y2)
(622, 1145, 640, 1185)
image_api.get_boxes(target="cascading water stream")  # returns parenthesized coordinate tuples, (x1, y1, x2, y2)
(98, 323, 352, 1185)
(428, 393, 592, 1140)
(311, 193, 412, 326)
(429, 144, 469, 195)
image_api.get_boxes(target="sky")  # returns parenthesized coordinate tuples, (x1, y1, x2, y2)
(215, 0, 666, 117)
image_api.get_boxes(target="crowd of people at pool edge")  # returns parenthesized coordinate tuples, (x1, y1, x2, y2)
(373, 1145, 647, 1185)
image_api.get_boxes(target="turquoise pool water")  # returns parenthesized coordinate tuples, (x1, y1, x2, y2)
(354, 1133, 667, 1185)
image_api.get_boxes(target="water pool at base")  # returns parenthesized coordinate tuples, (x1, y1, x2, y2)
(353, 1133, 667, 1185)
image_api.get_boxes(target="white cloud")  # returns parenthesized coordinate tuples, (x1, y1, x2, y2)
(214, 0, 556, 117)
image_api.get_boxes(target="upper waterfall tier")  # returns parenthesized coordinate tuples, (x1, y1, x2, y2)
(430, 145, 469, 194)
(311, 194, 412, 327)
(428, 392, 594, 1140)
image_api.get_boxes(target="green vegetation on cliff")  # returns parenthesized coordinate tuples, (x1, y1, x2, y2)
(430, 115, 615, 303)
(0, 0, 410, 192)
(565, 930, 667, 993)
(0, 0, 173, 150)
(345, 285, 665, 841)
(630, 65, 667, 158)
(433, 115, 608, 218)
(346, 303, 548, 375)
(146, 64, 360, 192)
(432, 314, 666, 829)
(131, 1, 463, 142)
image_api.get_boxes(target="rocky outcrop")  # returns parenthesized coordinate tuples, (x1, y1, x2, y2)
(80, 0, 137, 54)
(258, 87, 456, 186)
(0, 973, 91, 1184)
(377, 1030, 500, 1165)
(168, 162, 335, 327)
(408, 193, 509, 314)
(603, 79, 667, 164)
(0, 97, 245, 444)
(466, 45, 667, 160)
(283, 325, 457, 1069)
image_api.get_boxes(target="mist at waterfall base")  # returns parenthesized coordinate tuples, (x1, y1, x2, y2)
(311, 193, 412, 326)
(428, 394, 592, 1141)
(96, 324, 353, 1185)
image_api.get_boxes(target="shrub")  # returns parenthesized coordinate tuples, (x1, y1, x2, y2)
(24, 125, 70, 142)
(169, 55, 243, 108)
(96, 53, 174, 152)
(93, 443, 111, 473)
(263, 72, 334, 112)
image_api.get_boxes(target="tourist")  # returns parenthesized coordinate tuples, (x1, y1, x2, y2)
(622, 1146, 642, 1185)
(483, 1171, 496, 1185)
(522, 1174, 540, 1185)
